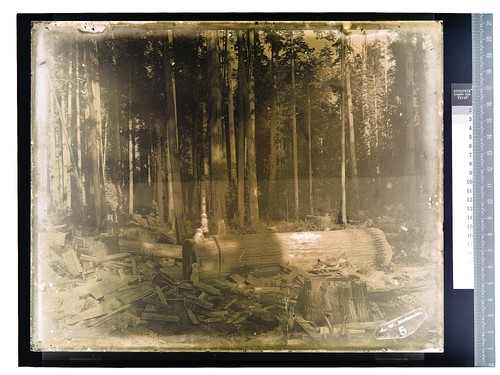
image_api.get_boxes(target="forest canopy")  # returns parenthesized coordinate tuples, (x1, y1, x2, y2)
(32, 21, 443, 244)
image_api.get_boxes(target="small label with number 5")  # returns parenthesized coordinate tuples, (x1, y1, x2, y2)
(375, 308, 427, 340)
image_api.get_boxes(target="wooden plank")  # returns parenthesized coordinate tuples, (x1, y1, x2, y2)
(141, 312, 180, 323)
(61, 249, 83, 276)
(66, 305, 105, 325)
(118, 269, 127, 281)
(131, 258, 138, 275)
(205, 310, 228, 318)
(246, 275, 265, 287)
(80, 254, 98, 263)
(192, 281, 222, 296)
(229, 273, 246, 285)
(295, 315, 318, 337)
(89, 303, 131, 327)
(284, 270, 298, 284)
(186, 308, 200, 325)
(155, 285, 168, 304)
(79, 278, 128, 300)
(223, 298, 238, 310)
(160, 267, 183, 280)
(99, 252, 131, 263)
(181, 292, 215, 309)
(141, 296, 168, 308)
(252, 286, 282, 294)
(39, 232, 68, 248)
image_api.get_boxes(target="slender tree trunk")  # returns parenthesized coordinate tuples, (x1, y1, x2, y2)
(291, 32, 299, 220)
(48, 93, 59, 210)
(128, 62, 134, 215)
(307, 78, 314, 216)
(345, 57, 360, 217)
(63, 48, 73, 211)
(191, 73, 200, 219)
(47, 50, 85, 221)
(373, 76, 382, 194)
(165, 132, 175, 231)
(113, 93, 121, 213)
(75, 43, 85, 206)
(207, 30, 228, 231)
(155, 118, 165, 224)
(201, 100, 209, 223)
(236, 31, 247, 227)
(164, 32, 187, 242)
(84, 40, 105, 230)
(340, 29, 347, 226)
(247, 30, 259, 224)
(226, 31, 237, 184)
(268, 39, 278, 219)
(405, 49, 417, 209)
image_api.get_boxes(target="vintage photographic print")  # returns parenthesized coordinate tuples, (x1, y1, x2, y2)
(30, 20, 443, 352)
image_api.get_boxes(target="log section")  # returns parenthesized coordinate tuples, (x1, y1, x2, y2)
(182, 228, 392, 279)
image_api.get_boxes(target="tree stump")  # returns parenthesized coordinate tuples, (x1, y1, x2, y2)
(296, 275, 371, 326)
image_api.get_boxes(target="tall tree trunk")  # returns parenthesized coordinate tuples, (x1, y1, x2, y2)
(155, 118, 165, 224)
(164, 32, 187, 243)
(191, 71, 200, 220)
(48, 93, 59, 210)
(268, 38, 278, 219)
(247, 30, 259, 224)
(340, 29, 347, 226)
(128, 61, 134, 215)
(113, 92, 121, 213)
(373, 75, 382, 194)
(345, 57, 360, 217)
(291, 32, 300, 220)
(84, 40, 105, 230)
(207, 30, 228, 231)
(201, 100, 210, 224)
(165, 132, 175, 231)
(63, 46, 73, 211)
(226, 31, 237, 184)
(404, 49, 417, 209)
(236, 30, 247, 227)
(307, 76, 314, 216)
(75, 42, 85, 206)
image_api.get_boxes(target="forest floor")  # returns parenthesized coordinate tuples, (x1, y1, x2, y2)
(32, 206, 443, 352)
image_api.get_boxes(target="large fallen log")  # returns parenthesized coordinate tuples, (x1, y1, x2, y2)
(182, 228, 393, 279)
(119, 239, 182, 259)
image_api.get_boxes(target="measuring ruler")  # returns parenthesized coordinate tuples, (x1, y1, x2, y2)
(472, 13, 495, 367)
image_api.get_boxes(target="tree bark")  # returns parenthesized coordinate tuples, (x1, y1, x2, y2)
(63, 46, 73, 211)
(128, 61, 134, 215)
(404, 49, 417, 209)
(340, 29, 347, 226)
(226, 31, 237, 184)
(164, 32, 187, 243)
(84, 40, 106, 230)
(191, 65, 200, 220)
(247, 30, 259, 225)
(207, 30, 228, 231)
(155, 118, 165, 224)
(345, 56, 360, 217)
(291, 33, 300, 220)
(236, 30, 247, 227)
(75, 42, 85, 207)
(268, 37, 278, 219)
(307, 78, 314, 216)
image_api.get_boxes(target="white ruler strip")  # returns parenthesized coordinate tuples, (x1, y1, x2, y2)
(452, 83, 474, 289)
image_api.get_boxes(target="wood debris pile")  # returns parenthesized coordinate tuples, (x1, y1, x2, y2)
(36, 228, 433, 349)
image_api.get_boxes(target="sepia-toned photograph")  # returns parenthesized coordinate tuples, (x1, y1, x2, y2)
(30, 20, 443, 352)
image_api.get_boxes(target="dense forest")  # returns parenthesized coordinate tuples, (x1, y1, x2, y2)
(33, 22, 442, 245)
